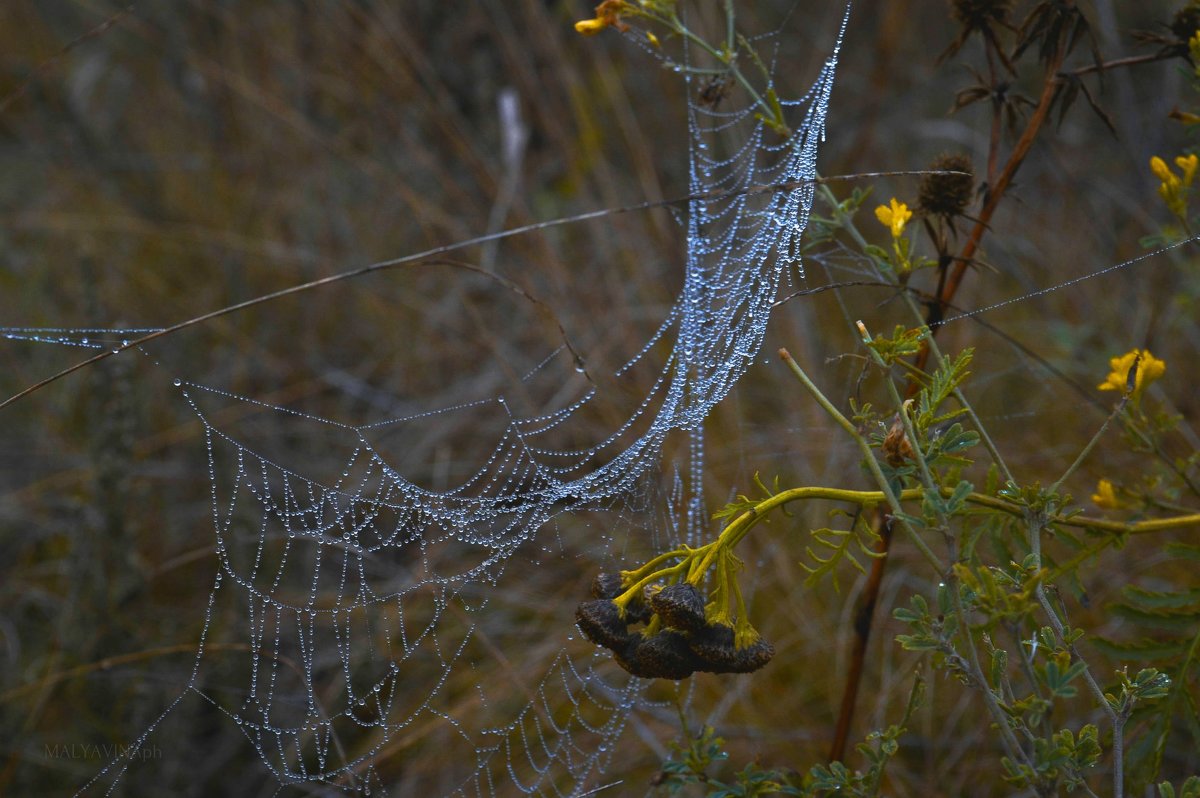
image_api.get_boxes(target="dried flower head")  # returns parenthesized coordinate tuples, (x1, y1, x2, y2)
(688, 624, 774, 674)
(634, 631, 699, 679)
(940, 0, 1015, 66)
(1171, 2, 1200, 43)
(951, 0, 1013, 30)
(590, 572, 624, 600)
(575, 600, 632, 650)
(882, 417, 916, 467)
(918, 154, 976, 219)
(649, 583, 707, 631)
(689, 624, 739, 671)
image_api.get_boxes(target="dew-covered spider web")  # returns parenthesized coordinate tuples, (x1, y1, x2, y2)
(2, 6, 850, 796)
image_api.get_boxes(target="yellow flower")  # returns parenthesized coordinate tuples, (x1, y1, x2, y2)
(1151, 155, 1189, 219)
(1177, 153, 1199, 186)
(1097, 348, 1166, 400)
(573, 0, 630, 35)
(574, 18, 607, 34)
(1151, 156, 1177, 186)
(874, 198, 912, 238)
(1091, 479, 1123, 510)
(1170, 108, 1200, 125)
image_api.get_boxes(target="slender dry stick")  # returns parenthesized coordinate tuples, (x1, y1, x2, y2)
(0, 170, 948, 412)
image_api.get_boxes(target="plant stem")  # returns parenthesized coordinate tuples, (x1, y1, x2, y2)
(779, 347, 946, 573)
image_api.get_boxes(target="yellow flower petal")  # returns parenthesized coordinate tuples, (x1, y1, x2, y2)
(1092, 479, 1122, 510)
(574, 18, 607, 34)
(874, 198, 911, 238)
(1177, 153, 1199, 186)
(1097, 348, 1166, 400)
(1150, 156, 1174, 184)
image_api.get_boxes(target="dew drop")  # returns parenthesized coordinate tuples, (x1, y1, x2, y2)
(173, 379, 182, 387)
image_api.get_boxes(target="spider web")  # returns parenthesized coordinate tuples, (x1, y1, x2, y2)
(1, 6, 850, 796)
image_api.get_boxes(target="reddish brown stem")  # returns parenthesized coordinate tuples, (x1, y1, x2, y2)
(828, 46, 1067, 763)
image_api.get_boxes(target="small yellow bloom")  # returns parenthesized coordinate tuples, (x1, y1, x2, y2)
(1150, 156, 1176, 185)
(1177, 153, 1199, 186)
(574, 18, 607, 34)
(1091, 479, 1123, 510)
(874, 198, 912, 238)
(1170, 108, 1200, 125)
(573, 0, 630, 35)
(1151, 155, 1189, 220)
(1097, 348, 1166, 400)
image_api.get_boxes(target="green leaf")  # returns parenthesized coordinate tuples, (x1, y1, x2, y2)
(1091, 637, 1192, 660)
(1164, 543, 1200, 561)
(1123, 585, 1200, 611)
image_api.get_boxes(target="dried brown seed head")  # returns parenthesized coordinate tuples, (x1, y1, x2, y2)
(575, 600, 632, 650)
(1172, 3, 1200, 43)
(590, 572, 624, 600)
(918, 154, 975, 219)
(951, 0, 1012, 30)
(882, 417, 916, 467)
(650, 583, 707, 632)
(633, 631, 699, 680)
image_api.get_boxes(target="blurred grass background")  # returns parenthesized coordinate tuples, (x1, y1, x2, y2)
(0, 0, 1197, 795)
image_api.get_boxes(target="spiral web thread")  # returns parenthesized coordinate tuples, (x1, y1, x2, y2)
(3, 7, 848, 796)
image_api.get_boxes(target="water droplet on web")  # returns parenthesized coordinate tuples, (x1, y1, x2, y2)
(173, 379, 182, 387)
